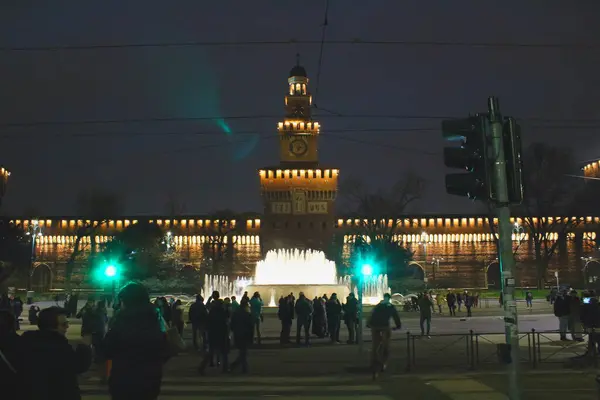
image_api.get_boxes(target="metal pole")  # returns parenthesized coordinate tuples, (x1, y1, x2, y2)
(27, 232, 36, 291)
(488, 96, 521, 400)
(357, 275, 364, 354)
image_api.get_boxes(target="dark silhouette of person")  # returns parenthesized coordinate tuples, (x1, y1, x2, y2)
(326, 293, 343, 343)
(0, 310, 24, 398)
(189, 295, 208, 351)
(343, 293, 359, 344)
(278, 295, 294, 344)
(294, 292, 313, 345)
(199, 291, 230, 374)
(230, 299, 253, 373)
(104, 282, 169, 400)
(22, 306, 92, 399)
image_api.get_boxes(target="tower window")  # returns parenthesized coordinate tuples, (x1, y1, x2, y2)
(295, 83, 301, 94)
(302, 84, 306, 95)
(289, 85, 294, 95)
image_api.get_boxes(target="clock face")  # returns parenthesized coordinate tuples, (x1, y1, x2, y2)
(289, 138, 308, 156)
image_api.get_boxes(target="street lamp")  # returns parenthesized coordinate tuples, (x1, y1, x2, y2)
(162, 231, 175, 251)
(431, 257, 444, 282)
(418, 232, 431, 286)
(581, 256, 598, 286)
(26, 219, 43, 291)
(0, 166, 10, 209)
(356, 261, 374, 354)
(513, 222, 525, 244)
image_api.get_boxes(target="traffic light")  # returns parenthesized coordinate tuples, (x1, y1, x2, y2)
(104, 264, 117, 278)
(360, 263, 373, 277)
(503, 117, 524, 204)
(442, 115, 493, 201)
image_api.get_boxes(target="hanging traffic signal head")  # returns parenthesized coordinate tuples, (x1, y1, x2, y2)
(442, 115, 493, 201)
(503, 117, 524, 204)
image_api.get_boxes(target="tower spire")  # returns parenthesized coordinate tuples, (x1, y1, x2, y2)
(296, 53, 301, 67)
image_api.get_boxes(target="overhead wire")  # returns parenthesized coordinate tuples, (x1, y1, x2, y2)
(313, 0, 330, 108)
(2, 124, 598, 140)
(3, 114, 600, 128)
(2, 39, 598, 52)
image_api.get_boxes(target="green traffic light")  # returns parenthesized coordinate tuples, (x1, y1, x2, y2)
(104, 265, 117, 277)
(361, 263, 373, 276)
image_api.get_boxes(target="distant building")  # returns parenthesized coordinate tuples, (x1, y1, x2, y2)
(259, 57, 337, 253)
(4, 66, 600, 292)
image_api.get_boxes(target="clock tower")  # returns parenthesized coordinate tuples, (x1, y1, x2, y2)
(259, 56, 339, 253)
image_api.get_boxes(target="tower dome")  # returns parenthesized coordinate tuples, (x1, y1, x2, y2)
(289, 53, 307, 77)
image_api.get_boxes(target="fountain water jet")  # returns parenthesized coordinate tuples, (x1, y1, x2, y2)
(202, 249, 391, 306)
(246, 249, 349, 302)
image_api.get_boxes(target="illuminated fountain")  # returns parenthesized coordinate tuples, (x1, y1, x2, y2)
(203, 249, 390, 306)
(245, 249, 350, 301)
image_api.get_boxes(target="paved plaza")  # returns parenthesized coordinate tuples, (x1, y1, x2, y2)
(20, 299, 600, 398)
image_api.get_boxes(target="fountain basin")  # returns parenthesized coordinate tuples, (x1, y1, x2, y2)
(246, 284, 350, 306)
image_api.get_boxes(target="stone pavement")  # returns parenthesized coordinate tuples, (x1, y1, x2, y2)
(79, 342, 600, 399)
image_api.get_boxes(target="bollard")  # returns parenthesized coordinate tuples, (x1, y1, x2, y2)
(531, 329, 537, 368)
(405, 331, 411, 372)
(469, 330, 475, 370)
(106, 359, 112, 378)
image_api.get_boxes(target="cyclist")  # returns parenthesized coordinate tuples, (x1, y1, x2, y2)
(367, 293, 401, 378)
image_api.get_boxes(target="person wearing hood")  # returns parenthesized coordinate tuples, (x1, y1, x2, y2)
(0, 310, 24, 398)
(22, 306, 93, 399)
(104, 282, 169, 400)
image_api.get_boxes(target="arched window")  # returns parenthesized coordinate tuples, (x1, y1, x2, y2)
(295, 83, 301, 94)
(289, 85, 294, 95)
(302, 84, 307, 95)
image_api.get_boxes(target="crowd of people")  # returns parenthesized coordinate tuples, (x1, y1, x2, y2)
(0, 283, 405, 399)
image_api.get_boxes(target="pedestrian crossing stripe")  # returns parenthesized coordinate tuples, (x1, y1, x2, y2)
(83, 396, 392, 400)
(80, 384, 381, 393)
(82, 376, 369, 384)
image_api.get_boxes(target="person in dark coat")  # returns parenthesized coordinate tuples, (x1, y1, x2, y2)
(198, 291, 230, 374)
(22, 306, 92, 400)
(294, 292, 313, 345)
(312, 297, 327, 338)
(104, 282, 169, 400)
(326, 293, 343, 343)
(0, 310, 24, 399)
(171, 299, 185, 336)
(343, 293, 359, 344)
(189, 295, 208, 351)
(230, 299, 253, 373)
(278, 295, 294, 344)
(76, 299, 96, 336)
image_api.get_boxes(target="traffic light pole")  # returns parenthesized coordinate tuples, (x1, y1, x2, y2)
(488, 97, 521, 400)
(357, 275, 364, 354)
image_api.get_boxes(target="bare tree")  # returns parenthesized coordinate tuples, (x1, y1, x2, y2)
(204, 209, 239, 273)
(0, 221, 29, 288)
(514, 143, 583, 288)
(64, 189, 122, 293)
(339, 170, 426, 240)
(165, 192, 187, 217)
(338, 171, 425, 278)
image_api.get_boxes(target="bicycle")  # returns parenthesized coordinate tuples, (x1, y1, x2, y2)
(370, 327, 399, 380)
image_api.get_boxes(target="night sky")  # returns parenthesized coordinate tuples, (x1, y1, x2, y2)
(1, 2, 599, 216)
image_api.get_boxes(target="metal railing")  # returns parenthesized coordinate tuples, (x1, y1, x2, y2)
(393, 329, 599, 372)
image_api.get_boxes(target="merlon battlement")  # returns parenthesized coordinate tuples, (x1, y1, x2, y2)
(278, 121, 320, 133)
(259, 168, 339, 180)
